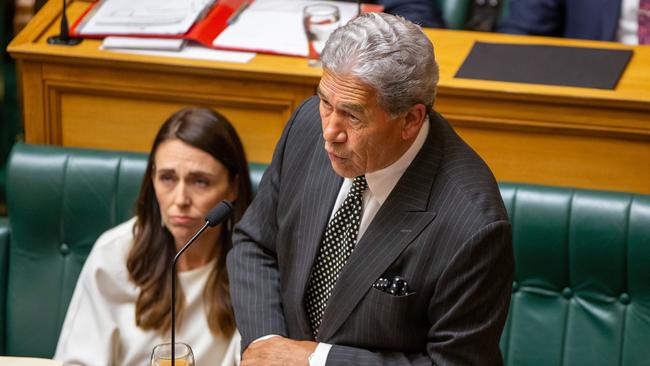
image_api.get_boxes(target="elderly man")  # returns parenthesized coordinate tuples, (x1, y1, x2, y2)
(227, 12, 513, 366)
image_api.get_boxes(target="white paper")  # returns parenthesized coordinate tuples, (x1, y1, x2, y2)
(102, 44, 256, 63)
(78, 0, 214, 35)
(102, 36, 186, 51)
(213, 0, 359, 56)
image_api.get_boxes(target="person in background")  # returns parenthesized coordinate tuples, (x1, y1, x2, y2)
(228, 12, 513, 366)
(55, 107, 253, 366)
(379, 0, 446, 28)
(342, 0, 446, 28)
(498, 0, 650, 45)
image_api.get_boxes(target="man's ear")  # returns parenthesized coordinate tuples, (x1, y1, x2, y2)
(401, 104, 427, 140)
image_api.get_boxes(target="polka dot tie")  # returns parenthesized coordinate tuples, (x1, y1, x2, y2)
(305, 175, 368, 337)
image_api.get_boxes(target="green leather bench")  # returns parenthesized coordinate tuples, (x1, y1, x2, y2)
(1, 143, 649, 365)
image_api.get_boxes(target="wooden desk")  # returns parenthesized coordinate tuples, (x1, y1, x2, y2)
(8, 0, 650, 193)
(0, 357, 62, 366)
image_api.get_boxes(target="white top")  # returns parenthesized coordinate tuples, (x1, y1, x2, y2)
(310, 119, 430, 366)
(617, 0, 640, 44)
(54, 218, 240, 366)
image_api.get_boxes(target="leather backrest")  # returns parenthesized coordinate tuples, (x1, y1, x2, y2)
(499, 183, 650, 365)
(4, 143, 147, 357)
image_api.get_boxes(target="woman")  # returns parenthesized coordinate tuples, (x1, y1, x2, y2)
(55, 108, 253, 366)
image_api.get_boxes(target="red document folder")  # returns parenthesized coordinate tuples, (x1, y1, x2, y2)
(70, 0, 383, 57)
(70, 0, 247, 49)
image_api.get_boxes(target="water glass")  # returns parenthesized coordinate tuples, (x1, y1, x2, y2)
(150, 342, 195, 366)
(303, 4, 341, 67)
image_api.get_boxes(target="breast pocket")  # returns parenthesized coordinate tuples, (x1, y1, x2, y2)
(343, 288, 426, 351)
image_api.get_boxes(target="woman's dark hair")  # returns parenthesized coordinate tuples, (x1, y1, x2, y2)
(127, 107, 252, 337)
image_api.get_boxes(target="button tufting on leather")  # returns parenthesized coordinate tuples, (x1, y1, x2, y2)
(512, 282, 519, 292)
(60, 243, 70, 256)
(562, 287, 573, 299)
(619, 293, 630, 305)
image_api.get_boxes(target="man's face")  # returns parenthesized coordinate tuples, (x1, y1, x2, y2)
(317, 70, 408, 178)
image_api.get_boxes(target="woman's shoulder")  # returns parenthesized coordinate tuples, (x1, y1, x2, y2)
(81, 218, 138, 286)
(93, 217, 137, 252)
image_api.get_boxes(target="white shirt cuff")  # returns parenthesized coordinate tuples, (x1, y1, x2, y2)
(252, 334, 279, 343)
(308, 342, 332, 366)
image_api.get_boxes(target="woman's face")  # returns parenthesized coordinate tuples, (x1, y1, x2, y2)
(152, 139, 236, 245)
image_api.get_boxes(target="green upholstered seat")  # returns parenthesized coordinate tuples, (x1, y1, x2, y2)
(436, 0, 511, 30)
(1, 143, 649, 365)
(437, 0, 471, 29)
(498, 184, 650, 365)
(1, 143, 147, 357)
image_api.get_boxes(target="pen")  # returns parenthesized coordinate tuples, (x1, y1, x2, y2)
(227, 1, 250, 25)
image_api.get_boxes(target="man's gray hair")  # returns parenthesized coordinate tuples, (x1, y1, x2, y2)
(321, 12, 439, 117)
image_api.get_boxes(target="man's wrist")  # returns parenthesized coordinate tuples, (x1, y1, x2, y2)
(308, 343, 332, 366)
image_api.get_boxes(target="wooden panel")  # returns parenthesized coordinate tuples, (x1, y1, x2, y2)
(18, 60, 47, 144)
(455, 125, 650, 194)
(53, 87, 292, 163)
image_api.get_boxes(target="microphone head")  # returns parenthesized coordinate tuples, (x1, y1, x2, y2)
(205, 200, 234, 227)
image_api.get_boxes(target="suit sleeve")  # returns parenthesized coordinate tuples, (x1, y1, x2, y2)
(379, 0, 446, 28)
(497, 0, 564, 36)
(326, 220, 514, 365)
(227, 100, 312, 351)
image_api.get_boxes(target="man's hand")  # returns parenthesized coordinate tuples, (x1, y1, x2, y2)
(241, 336, 318, 366)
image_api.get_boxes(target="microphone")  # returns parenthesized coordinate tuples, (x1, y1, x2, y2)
(47, 0, 82, 46)
(170, 200, 234, 365)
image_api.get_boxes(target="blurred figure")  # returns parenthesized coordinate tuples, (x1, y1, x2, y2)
(498, 0, 649, 45)
(342, 0, 447, 27)
(379, 0, 446, 28)
(55, 108, 253, 366)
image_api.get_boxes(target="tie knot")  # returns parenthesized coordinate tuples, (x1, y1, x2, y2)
(351, 175, 368, 195)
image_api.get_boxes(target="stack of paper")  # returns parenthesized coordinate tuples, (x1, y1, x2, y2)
(76, 0, 215, 35)
(212, 0, 360, 57)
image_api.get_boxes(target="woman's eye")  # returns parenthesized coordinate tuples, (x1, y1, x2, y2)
(194, 178, 210, 187)
(159, 174, 175, 183)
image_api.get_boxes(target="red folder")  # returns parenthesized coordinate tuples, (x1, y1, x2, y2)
(70, 0, 248, 49)
(70, 0, 383, 57)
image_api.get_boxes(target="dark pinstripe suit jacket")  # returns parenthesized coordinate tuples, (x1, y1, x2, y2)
(227, 97, 514, 365)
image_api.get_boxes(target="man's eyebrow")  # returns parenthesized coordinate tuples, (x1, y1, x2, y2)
(339, 102, 365, 116)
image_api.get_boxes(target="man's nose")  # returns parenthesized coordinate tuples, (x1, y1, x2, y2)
(323, 112, 346, 143)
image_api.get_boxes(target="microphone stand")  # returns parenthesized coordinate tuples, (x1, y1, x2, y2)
(170, 220, 210, 365)
(47, 0, 82, 45)
(169, 200, 233, 365)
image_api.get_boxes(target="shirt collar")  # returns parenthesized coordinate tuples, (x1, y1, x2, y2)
(365, 117, 430, 205)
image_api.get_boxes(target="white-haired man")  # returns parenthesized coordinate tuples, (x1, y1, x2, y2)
(228, 12, 514, 366)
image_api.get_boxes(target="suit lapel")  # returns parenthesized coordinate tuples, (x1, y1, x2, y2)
(317, 118, 444, 341)
(293, 137, 343, 337)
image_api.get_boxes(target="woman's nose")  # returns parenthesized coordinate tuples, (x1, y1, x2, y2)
(173, 183, 191, 206)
